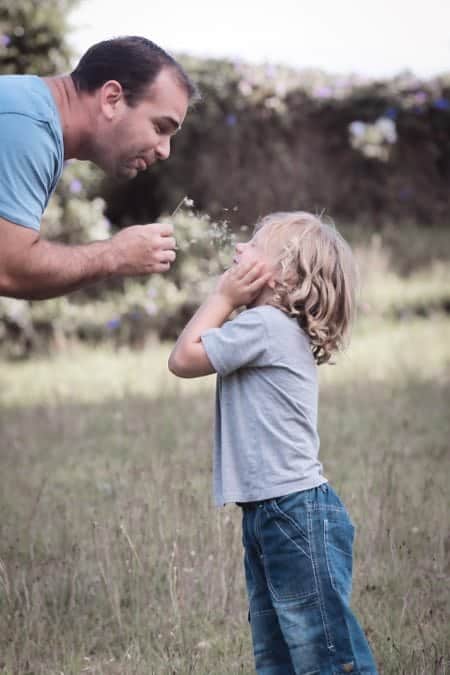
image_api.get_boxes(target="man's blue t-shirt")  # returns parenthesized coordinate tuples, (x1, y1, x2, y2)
(0, 75, 64, 231)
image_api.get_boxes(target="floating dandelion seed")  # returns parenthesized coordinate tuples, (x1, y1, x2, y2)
(169, 196, 238, 263)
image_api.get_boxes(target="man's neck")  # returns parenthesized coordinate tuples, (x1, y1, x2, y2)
(42, 75, 93, 160)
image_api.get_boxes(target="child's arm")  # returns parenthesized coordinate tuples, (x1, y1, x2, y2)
(168, 259, 270, 378)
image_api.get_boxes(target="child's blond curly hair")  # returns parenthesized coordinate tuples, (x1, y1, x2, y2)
(255, 211, 357, 365)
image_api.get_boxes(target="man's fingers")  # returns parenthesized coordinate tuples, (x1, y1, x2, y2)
(155, 222, 174, 237)
(157, 249, 176, 263)
(159, 236, 176, 251)
(152, 262, 171, 273)
(140, 222, 174, 237)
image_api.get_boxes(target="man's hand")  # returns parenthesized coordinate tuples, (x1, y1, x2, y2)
(214, 259, 272, 309)
(0, 216, 177, 300)
(110, 223, 176, 275)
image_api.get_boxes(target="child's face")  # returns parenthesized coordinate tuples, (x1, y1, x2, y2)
(234, 226, 269, 265)
(233, 224, 277, 304)
(233, 223, 279, 267)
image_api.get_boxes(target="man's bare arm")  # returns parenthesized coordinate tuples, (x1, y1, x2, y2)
(0, 217, 176, 300)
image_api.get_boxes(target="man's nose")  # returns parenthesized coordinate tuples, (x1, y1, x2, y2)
(235, 242, 244, 253)
(156, 136, 171, 161)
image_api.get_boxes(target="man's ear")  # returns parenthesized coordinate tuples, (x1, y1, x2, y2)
(100, 80, 124, 120)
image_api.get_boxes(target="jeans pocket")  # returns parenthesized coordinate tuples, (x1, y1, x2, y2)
(324, 514, 354, 602)
(262, 504, 318, 604)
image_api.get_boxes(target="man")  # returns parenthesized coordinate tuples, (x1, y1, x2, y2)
(0, 36, 198, 300)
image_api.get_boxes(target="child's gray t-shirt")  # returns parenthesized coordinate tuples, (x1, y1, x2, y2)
(201, 305, 327, 506)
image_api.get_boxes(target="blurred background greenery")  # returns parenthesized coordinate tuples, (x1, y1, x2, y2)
(0, 0, 449, 357)
(0, 3, 449, 674)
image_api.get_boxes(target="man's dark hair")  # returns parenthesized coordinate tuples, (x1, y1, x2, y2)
(71, 36, 199, 106)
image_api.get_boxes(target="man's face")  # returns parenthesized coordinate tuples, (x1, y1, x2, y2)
(94, 67, 189, 180)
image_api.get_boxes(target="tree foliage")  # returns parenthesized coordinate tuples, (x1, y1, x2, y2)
(104, 56, 450, 230)
(1, 4, 449, 357)
(0, 0, 77, 75)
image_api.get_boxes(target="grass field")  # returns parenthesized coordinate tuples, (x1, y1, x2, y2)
(0, 315, 449, 674)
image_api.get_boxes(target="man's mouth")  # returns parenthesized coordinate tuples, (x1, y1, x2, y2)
(136, 158, 148, 171)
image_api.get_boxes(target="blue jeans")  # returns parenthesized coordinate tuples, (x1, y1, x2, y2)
(241, 483, 378, 675)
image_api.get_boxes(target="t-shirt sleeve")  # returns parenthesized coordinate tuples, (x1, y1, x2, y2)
(0, 113, 58, 231)
(201, 308, 269, 376)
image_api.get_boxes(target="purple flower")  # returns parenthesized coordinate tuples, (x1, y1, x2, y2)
(226, 113, 237, 127)
(399, 187, 413, 201)
(313, 86, 333, 100)
(69, 179, 82, 194)
(414, 91, 427, 105)
(335, 78, 349, 90)
(265, 64, 277, 80)
(0, 34, 11, 47)
(433, 98, 450, 111)
(145, 301, 158, 316)
(106, 318, 121, 330)
(385, 107, 398, 120)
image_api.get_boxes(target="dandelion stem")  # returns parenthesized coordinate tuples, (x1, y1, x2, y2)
(171, 196, 188, 217)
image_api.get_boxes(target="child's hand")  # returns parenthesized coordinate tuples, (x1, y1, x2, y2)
(214, 259, 272, 309)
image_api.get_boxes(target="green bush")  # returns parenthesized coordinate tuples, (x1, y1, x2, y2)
(0, 0, 76, 75)
(103, 57, 450, 229)
(1, 7, 449, 356)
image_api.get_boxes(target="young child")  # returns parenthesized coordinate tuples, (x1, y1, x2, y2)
(169, 211, 378, 675)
